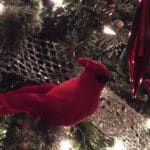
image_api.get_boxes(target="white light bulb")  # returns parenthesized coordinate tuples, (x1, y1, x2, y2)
(2, 130, 7, 134)
(109, 12, 113, 16)
(0, 2, 5, 15)
(146, 119, 150, 129)
(51, 0, 63, 7)
(103, 26, 116, 35)
(113, 139, 126, 150)
(60, 139, 73, 150)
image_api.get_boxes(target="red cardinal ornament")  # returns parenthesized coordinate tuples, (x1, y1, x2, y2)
(127, 0, 150, 98)
(143, 79, 150, 94)
(0, 58, 110, 126)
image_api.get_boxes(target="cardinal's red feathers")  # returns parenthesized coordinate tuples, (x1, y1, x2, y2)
(0, 58, 110, 126)
(127, 0, 150, 98)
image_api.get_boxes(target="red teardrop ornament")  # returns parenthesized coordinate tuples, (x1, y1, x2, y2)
(127, 0, 150, 98)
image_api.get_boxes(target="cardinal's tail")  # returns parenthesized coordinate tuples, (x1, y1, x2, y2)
(0, 93, 34, 116)
(0, 94, 11, 115)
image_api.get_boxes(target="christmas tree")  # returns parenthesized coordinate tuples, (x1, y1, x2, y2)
(0, 0, 149, 149)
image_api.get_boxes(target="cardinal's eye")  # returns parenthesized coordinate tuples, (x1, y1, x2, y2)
(96, 74, 109, 83)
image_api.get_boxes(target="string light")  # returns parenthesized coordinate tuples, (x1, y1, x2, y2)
(109, 12, 113, 16)
(60, 139, 73, 150)
(2, 130, 7, 134)
(103, 26, 116, 35)
(113, 138, 126, 150)
(0, 2, 5, 15)
(51, 0, 63, 7)
(145, 119, 150, 129)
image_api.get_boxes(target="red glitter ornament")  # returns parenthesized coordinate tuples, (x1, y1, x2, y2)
(127, 0, 150, 98)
